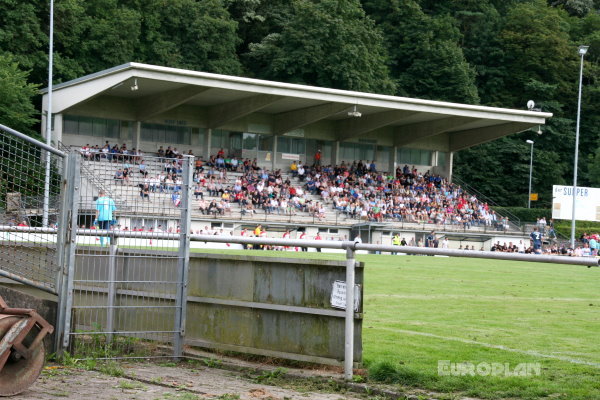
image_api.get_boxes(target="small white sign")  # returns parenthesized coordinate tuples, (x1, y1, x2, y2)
(281, 153, 300, 161)
(330, 280, 361, 312)
(283, 129, 305, 137)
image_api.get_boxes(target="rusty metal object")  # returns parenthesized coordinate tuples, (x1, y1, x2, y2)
(0, 296, 54, 396)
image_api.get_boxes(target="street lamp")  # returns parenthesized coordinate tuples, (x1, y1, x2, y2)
(526, 140, 534, 208)
(571, 45, 589, 248)
(42, 0, 54, 227)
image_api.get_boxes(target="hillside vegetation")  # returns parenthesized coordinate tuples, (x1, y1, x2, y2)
(1, 0, 598, 207)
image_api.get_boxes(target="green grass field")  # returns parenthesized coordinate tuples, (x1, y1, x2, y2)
(197, 249, 600, 399)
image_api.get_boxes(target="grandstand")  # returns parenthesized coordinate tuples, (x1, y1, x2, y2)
(65, 146, 531, 249)
(42, 63, 552, 249)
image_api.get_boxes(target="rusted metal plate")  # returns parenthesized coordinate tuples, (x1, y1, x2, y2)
(0, 297, 53, 397)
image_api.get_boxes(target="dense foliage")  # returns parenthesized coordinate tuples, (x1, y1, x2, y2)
(0, 0, 598, 206)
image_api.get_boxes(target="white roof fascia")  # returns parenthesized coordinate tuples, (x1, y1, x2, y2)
(42, 62, 552, 124)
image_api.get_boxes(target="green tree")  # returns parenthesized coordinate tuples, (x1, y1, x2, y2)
(587, 147, 600, 186)
(550, 0, 596, 16)
(361, 0, 479, 103)
(0, 53, 38, 135)
(226, 0, 293, 57)
(129, 0, 242, 75)
(0, 0, 47, 85)
(246, 0, 395, 94)
(53, 0, 141, 82)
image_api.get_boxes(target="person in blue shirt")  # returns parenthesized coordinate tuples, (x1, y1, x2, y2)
(95, 190, 116, 247)
(530, 227, 543, 254)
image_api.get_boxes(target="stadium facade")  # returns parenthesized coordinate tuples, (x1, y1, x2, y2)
(41, 62, 551, 179)
(40, 63, 553, 249)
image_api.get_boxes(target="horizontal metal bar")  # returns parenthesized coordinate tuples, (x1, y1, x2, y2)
(74, 286, 177, 300)
(188, 296, 361, 319)
(2, 227, 597, 267)
(355, 244, 600, 267)
(185, 338, 343, 366)
(0, 270, 57, 295)
(73, 286, 358, 318)
(69, 330, 177, 335)
(71, 355, 177, 361)
(74, 305, 178, 309)
(0, 124, 66, 157)
(74, 280, 179, 284)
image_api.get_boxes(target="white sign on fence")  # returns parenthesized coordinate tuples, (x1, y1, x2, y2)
(281, 153, 300, 161)
(330, 280, 361, 312)
(552, 185, 600, 222)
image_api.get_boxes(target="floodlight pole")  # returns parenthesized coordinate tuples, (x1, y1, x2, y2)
(42, 0, 54, 227)
(571, 45, 589, 248)
(526, 140, 534, 208)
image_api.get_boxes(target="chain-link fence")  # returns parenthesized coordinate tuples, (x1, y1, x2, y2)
(0, 125, 66, 294)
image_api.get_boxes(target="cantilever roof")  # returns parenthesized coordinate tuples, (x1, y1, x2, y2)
(42, 62, 552, 151)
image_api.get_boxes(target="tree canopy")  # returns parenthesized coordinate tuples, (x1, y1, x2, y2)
(0, 0, 598, 207)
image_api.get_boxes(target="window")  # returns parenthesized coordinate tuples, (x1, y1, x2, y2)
(437, 151, 447, 167)
(397, 148, 432, 166)
(212, 130, 230, 149)
(141, 123, 191, 145)
(63, 115, 120, 138)
(278, 137, 290, 153)
(259, 135, 273, 151)
(340, 142, 374, 161)
(377, 145, 390, 167)
(291, 138, 305, 154)
(243, 133, 257, 151)
(129, 218, 167, 230)
(278, 137, 305, 154)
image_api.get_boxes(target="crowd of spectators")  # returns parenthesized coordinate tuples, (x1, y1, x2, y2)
(80, 142, 145, 163)
(296, 160, 508, 229)
(79, 144, 599, 259)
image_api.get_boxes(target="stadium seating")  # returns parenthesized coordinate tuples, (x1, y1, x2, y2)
(75, 149, 521, 234)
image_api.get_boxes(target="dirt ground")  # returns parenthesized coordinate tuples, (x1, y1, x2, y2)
(19, 362, 378, 400)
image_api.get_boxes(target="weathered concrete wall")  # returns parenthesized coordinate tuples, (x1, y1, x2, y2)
(186, 253, 363, 364)
(72, 249, 363, 365)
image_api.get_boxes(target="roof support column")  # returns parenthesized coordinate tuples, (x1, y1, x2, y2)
(446, 151, 454, 183)
(332, 141, 340, 166)
(53, 113, 63, 146)
(133, 121, 141, 152)
(389, 146, 397, 176)
(271, 135, 277, 171)
(203, 128, 212, 161)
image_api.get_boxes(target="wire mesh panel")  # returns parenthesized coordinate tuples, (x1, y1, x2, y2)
(0, 128, 65, 293)
(67, 152, 192, 358)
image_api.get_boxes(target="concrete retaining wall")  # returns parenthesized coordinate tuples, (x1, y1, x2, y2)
(72, 250, 363, 365)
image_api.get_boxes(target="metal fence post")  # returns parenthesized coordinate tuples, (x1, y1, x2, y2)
(55, 153, 80, 352)
(174, 155, 193, 358)
(344, 243, 356, 381)
(106, 243, 118, 343)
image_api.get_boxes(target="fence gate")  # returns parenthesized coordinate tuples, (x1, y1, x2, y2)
(64, 153, 193, 359)
(0, 125, 69, 294)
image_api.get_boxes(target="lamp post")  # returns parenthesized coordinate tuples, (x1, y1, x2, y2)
(42, 0, 54, 227)
(526, 140, 534, 208)
(571, 45, 589, 248)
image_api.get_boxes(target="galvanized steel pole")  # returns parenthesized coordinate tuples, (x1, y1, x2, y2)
(571, 45, 589, 248)
(174, 155, 194, 358)
(42, 0, 54, 227)
(344, 243, 356, 381)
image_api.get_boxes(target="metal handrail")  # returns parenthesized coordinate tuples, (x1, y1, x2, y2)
(2, 226, 596, 267)
(452, 175, 522, 228)
(0, 124, 65, 157)
(57, 142, 129, 210)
